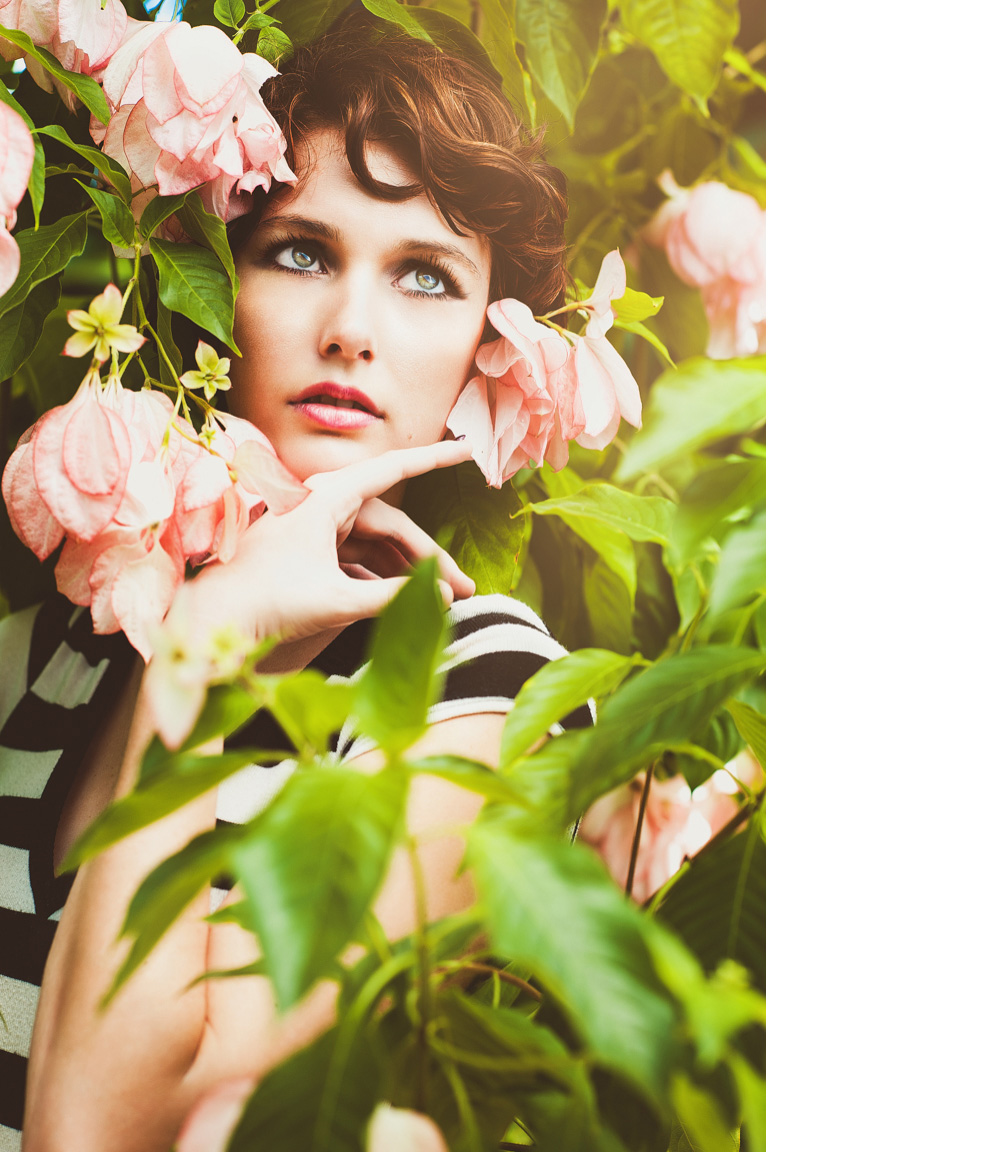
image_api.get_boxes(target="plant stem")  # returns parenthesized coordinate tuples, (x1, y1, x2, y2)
(407, 833, 432, 1113)
(625, 763, 654, 897)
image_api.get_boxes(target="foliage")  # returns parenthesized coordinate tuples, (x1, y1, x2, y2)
(1, 0, 765, 1148)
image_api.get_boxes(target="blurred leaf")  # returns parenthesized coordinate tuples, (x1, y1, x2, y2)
(727, 1049, 765, 1152)
(670, 1074, 738, 1151)
(615, 318, 675, 366)
(353, 558, 448, 755)
(500, 648, 638, 766)
(409, 461, 525, 595)
(140, 683, 263, 778)
(230, 1023, 383, 1152)
(0, 26, 111, 123)
(478, 0, 534, 120)
(514, 0, 606, 128)
(568, 645, 764, 814)
(655, 819, 765, 991)
(0, 211, 88, 317)
(408, 754, 529, 806)
(76, 183, 134, 249)
(150, 238, 238, 350)
(61, 747, 281, 872)
(361, 0, 434, 41)
(405, 7, 503, 87)
(0, 274, 61, 379)
(35, 124, 132, 200)
(723, 46, 766, 91)
(109, 825, 245, 1001)
(618, 0, 738, 107)
(269, 670, 353, 757)
(612, 286, 663, 323)
(468, 823, 678, 1107)
(272, 0, 353, 45)
(233, 764, 409, 1008)
(583, 556, 633, 652)
(213, 0, 245, 26)
(725, 700, 764, 771)
(616, 358, 766, 481)
(256, 25, 293, 64)
(671, 459, 765, 566)
(175, 194, 238, 286)
(705, 513, 764, 619)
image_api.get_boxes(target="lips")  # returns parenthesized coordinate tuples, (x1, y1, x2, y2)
(290, 382, 382, 431)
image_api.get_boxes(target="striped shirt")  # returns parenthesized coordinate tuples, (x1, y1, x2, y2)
(0, 593, 591, 1146)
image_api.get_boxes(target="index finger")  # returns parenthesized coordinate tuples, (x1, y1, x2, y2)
(309, 438, 474, 504)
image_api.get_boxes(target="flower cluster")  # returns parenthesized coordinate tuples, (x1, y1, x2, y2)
(643, 172, 766, 360)
(0, 101, 33, 296)
(578, 751, 762, 905)
(1, 285, 307, 660)
(446, 250, 643, 487)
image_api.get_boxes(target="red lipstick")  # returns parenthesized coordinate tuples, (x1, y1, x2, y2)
(290, 382, 382, 431)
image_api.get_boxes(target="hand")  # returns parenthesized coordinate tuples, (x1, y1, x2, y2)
(173, 439, 475, 646)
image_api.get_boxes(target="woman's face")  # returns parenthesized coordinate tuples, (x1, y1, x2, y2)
(227, 132, 491, 482)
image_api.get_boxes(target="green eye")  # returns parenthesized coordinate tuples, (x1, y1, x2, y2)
(292, 249, 314, 268)
(415, 270, 441, 291)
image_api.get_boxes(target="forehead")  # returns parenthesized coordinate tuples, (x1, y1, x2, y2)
(260, 130, 491, 272)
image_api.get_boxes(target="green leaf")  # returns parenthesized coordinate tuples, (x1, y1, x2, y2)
(407, 754, 529, 806)
(618, 0, 739, 107)
(706, 513, 764, 620)
(568, 646, 765, 815)
(150, 238, 238, 351)
(175, 194, 239, 286)
(727, 1049, 765, 1152)
(479, 0, 535, 124)
(670, 1074, 738, 1152)
(468, 823, 678, 1106)
(514, 0, 606, 128)
(352, 559, 448, 755)
(583, 557, 634, 651)
(139, 193, 188, 240)
(0, 26, 112, 124)
(672, 458, 765, 566)
(615, 318, 676, 367)
(616, 358, 766, 481)
(0, 274, 61, 379)
(27, 138, 44, 228)
(270, 0, 352, 46)
(725, 700, 764, 771)
(156, 293, 183, 380)
(110, 825, 245, 1001)
(360, 0, 434, 42)
(655, 820, 765, 991)
(61, 748, 282, 873)
(242, 11, 278, 30)
(723, 46, 766, 92)
(34, 124, 132, 200)
(213, 0, 245, 26)
(140, 682, 263, 779)
(500, 648, 638, 767)
(406, 460, 525, 595)
(231, 764, 409, 1008)
(0, 212, 88, 317)
(612, 286, 663, 323)
(256, 25, 293, 65)
(76, 183, 135, 249)
(524, 483, 674, 545)
(269, 670, 353, 757)
(0, 81, 33, 129)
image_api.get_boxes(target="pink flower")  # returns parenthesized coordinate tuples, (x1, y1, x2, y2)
(446, 298, 573, 487)
(643, 173, 765, 360)
(93, 21, 296, 222)
(579, 755, 762, 905)
(367, 1104, 449, 1152)
(0, 0, 129, 108)
(0, 100, 33, 296)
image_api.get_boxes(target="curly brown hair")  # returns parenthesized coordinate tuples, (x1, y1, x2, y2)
(230, 10, 569, 314)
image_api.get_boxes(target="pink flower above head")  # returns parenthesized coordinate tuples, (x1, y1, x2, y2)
(0, 101, 33, 296)
(643, 172, 766, 360)
(93, 20, 296, 223)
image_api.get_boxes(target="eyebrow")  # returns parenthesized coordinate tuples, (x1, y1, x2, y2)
(256, 213, 486, 280)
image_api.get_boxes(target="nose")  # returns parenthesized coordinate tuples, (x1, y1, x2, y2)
(318, 272, 376, 363)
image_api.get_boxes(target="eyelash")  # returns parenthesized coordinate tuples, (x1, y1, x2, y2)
(261, 235, 463, 300)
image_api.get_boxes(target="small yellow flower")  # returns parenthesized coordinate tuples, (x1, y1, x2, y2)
(180, 340, 232, 401)
(63, 283, 146, 363)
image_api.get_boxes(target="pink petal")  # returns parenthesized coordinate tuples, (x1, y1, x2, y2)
(109, 539, 183, 660)
(54, 525, 134, 606)
(1, 438, 65, 560)
(0, 101, 34, 218)
(215, 485, 249, 565)
(121, 102, 162, 187)
(89, 536, 149, 633)
(0, 226, 21, 300)
(231, 440, 308, 514)
(62, 398, 128, 496)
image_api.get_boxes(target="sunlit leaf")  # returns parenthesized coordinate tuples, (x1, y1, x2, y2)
(360, 0, 434, 41)
(525, 483, 674, 545)
(725, 700, 764, 771)
(408, 754, 529, 806)
(514, 0, 606, 128)
(213, 0, 245, 26)
(77, 182, 134, 249)
(616, 358, 766, 481)
(0, 25, 111, 123)
(175, 194, 239, 286)
(256, 25, 293, 65)
(671, 459, 765, 566)
(705, 513, 764, 619)
(269, 670, 353, 757)
(670, 1073, 738, 1151)
(612, 286, 664, 323)
(150, 238, 238, 350)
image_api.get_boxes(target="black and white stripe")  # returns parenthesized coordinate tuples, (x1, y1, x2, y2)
(0, 593, 591, 1144)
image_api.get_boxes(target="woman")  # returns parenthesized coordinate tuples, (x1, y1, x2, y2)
(1, 14, 592, 1152)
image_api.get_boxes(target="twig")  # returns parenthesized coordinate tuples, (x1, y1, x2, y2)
(625, 763, 654, 897)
